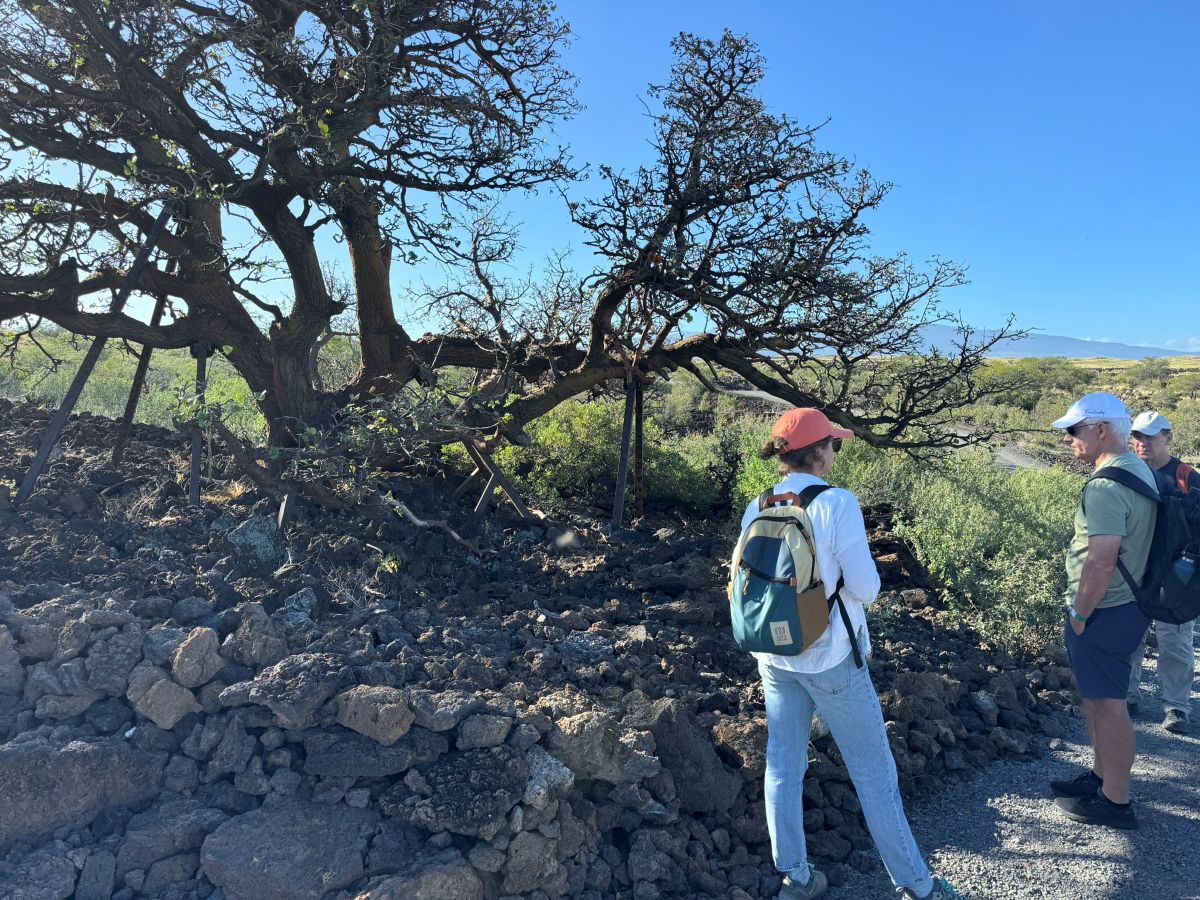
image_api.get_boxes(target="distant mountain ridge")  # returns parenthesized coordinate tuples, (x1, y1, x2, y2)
(921, 324, 1197, 359)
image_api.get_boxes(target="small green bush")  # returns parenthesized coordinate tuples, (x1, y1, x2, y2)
(893, 452, 1079, 652)
(1155, 399, 1200, 463)
(978, 357, 1095, 411)
(491, 397, 722, 512)
(961, 401, 1034, 436)
(653, 374, 712, 434)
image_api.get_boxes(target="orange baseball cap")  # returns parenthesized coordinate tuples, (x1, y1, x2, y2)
(770, 408, 854, 451)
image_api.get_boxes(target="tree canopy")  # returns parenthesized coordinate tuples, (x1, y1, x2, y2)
(0, 3, 1018, 455)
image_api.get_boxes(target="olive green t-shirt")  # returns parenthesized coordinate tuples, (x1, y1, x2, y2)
(1064, 451, 1157, 609)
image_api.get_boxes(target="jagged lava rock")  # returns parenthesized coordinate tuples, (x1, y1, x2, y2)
(201, 798, 377, 899)
(336, 684, 415, 745)
(354, 849, 483, 900)
(243, 651, 353, 729)
(0, 737, 164, 844)
(171, 626, 224, 688)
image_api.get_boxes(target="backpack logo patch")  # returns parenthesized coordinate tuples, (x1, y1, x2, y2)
(770, 621, 794, 646)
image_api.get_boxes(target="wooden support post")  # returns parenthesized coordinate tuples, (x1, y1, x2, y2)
(462, 441, 534, 520)
(16, 208, 171, 507)
(111, 293, 168, 467)
(611, 378, 636, 530)
(189, 340, 211, 508)
(473, 472, 499, 514)
(633, 379, 645, 519)
(277, 492, 294, 533)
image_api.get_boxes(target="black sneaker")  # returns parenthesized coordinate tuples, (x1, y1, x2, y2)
(1050, 769, 1102, 799)
(1055, 790, 1138, 829)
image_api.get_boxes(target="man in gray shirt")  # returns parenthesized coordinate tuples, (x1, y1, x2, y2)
(1127, 410, 1199, 734)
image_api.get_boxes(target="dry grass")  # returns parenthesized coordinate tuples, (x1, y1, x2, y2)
(201, 478, 255, 505)
(1069, 356, 1200, 371)
(986, 356, 1200, 371)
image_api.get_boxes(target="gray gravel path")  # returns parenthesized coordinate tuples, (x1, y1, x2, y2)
(828, 655, 1200, 900)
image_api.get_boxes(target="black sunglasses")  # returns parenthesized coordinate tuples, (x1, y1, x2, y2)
(1065, 422, 1100, 437)
(830, 438, 843, 453)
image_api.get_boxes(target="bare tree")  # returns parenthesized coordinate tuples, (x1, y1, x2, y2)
(1, 11, 1017, 457)
(424, 33, 1023, 450)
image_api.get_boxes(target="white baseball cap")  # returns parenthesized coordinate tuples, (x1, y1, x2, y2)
(1132, 410, 1172, 435)
(1051, 392, 1130, 429)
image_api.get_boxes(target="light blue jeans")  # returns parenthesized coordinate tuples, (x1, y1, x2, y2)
(759, 652, 934, 896)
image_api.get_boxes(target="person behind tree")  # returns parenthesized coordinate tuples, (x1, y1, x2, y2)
(741, 408, 961, 899)
(1050, 393, 1155, 829)
(1126, 410, 1200, 734)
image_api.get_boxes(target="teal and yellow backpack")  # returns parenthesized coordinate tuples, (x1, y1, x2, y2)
(728, 484, 862, 665)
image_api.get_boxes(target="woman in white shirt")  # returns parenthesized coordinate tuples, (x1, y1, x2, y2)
(745, 408, 960, 900)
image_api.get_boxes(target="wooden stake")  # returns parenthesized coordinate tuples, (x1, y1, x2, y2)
(277, 492, 294, 532)
(462, 441, 533, 519)
(451, 467, 482, 503)
(611, 378, 636, 530)
(189, 340, 211, 507)
(111, 293, 168, 467)
(633, 378, 645, 519)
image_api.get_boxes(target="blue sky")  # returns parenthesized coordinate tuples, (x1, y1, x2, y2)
(461, 1, 1199, 349)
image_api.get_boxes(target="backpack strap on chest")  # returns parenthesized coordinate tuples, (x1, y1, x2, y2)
(1177, 462, 1195, 495)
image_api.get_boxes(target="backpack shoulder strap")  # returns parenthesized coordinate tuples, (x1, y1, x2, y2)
(758, 484, 831, 510)
(1177, 461, 1196, 495)
(1087, 468, 1159, 604)
(1087, 467, 1160, 502)
(795, 483, 864, 668)
(797, 483, 833, 509)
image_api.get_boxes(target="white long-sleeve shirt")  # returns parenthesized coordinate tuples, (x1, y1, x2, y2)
(738, 471, 880, 673)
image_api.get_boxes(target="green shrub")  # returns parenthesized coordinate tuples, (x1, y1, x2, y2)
(1155, 399, 1200, 463)
(0, 333, 269, 438)
(492, 398, 722, 512)
(729, 417, 774, 512)
(978, 357, 1095, 411)
(652, 373, 711, 434)
(960, 401, 1034, 436)
(893, 452, 1079, 652)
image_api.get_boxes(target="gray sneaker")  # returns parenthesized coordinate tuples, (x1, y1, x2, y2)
(1164, 709, 1191, 734)
(903, 876, 964, 899)
(779, 864, 828, 899)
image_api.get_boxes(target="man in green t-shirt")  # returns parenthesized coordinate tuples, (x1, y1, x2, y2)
(1049, 392, 1155, 830)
